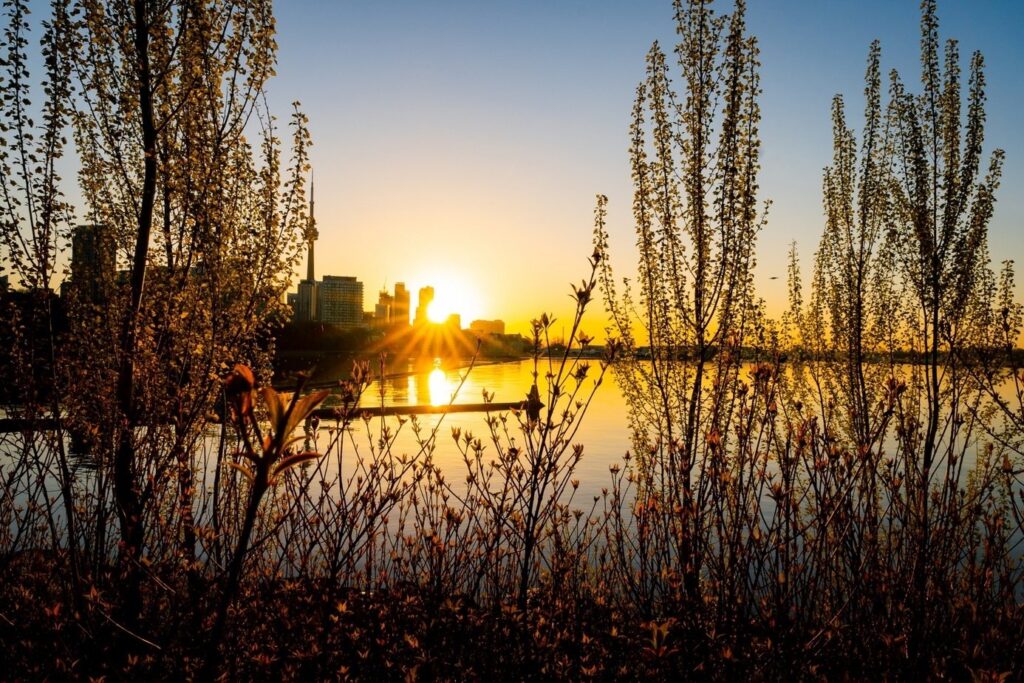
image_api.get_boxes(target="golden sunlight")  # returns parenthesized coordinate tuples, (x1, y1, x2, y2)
(426, 301, 446, 324)
(427, 366, 454, 406)
(418, 272, 484, 324)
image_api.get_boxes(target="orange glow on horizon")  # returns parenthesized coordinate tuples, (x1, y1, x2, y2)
(416, 271, 484, 325)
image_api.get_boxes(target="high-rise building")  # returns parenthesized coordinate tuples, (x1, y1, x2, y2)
(374, 302, 390, 325)
(318, 275, 363, 327)
(374, 289, 393, 326)
(295, 280, 319, 322)
(69, 224, 116, 302)
(392, 283, 410, 326)
(415, 286, 434, 325)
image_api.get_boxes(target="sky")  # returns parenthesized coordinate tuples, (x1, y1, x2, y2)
(265, 0, 1024, 338)
(15, 1, 1016, 339)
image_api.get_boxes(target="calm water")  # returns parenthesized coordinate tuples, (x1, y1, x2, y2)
(312, 357, 1019, 506)
(321, 358, 632, 504)
(8, 358, 1016, 511)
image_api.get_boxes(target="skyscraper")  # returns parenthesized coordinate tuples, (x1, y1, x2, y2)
(295, 280, 318, 322)
(415, 286, 434, 325)
(318, 275, 363, 327)
(393, 282, 410, 326)
(69, 224, 115, 302)
(374, 289, 393, 326)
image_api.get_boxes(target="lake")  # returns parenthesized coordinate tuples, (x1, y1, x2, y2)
(306, 356, 1018, 507)
(315, 357, 633, 505)
(7, 356, 1016, 515)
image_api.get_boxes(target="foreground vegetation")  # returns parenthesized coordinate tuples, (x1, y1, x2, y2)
(1, 0, 1022, 679)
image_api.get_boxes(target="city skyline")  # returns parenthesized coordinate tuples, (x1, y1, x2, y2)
(270, 0, 1023, 337)
(289, 271, 506, 334)
(287, 215, 501, 330)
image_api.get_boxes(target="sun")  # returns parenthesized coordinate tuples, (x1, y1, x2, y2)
(426, 301, 447, 324)
(419, 272, 483, 324)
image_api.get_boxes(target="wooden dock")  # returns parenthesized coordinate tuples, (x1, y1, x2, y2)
(314, 401, 524, 420)
(0, 402, 526, 434)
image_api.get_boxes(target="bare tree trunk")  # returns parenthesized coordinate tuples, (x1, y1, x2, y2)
(113, 0, 158, 627)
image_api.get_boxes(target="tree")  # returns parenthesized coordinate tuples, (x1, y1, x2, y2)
(800, 41, 894, 449)
(0, 0, 82, 611)
(883, 0, 1004, 670)
(788, 1, 1010, 672)
(0, 0, 312, 631)
(783, 43, 898, 601)
(594, 0, 765, 605)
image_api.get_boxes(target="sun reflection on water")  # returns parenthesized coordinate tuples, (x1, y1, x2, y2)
(428, 366, 454, 406)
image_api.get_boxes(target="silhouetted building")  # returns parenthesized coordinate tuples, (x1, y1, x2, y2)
(68, 224, 116, 303)
(374, 289, 393, 327)
(393, 283, 410, 326)
(318, 275, 363, 327)
(470, 319, 505, 336)
(445, 313, 461, 330)
(415, 286, 434, 325)
(293, 178, 319, 323)
(378, 290, 393, 318)
(295, 280, 318, 322)
(305, 178, 318, 283)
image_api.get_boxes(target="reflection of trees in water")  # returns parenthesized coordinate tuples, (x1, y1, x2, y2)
(385, 375, 409, 403)
(285, 355, 533, 406)
(274, 354, 353, 386)
(278, 353, 439, 390)
(413, 371, 429, 405)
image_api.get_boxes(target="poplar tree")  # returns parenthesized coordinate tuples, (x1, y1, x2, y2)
(0, 0, 82, 609)
(806, 41, 893, 448)
(594, 0, 765, 603)
(71, 0, 311, 625)
(791, 1, 1009, 671)
(884, 0, 1003, 669)
(1, 0, 312, 629)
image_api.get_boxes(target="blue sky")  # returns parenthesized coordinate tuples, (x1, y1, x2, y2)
(264, 1, 1023, 331)
(15, 1, 1017, 331)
